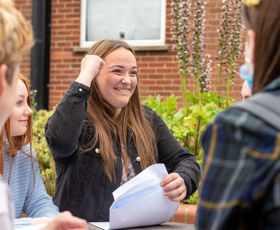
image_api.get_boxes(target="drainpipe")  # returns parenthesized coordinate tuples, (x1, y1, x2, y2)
(31, 0, 51, 110)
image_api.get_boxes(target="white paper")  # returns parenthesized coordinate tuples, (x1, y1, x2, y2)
(90, 163, 179, 229)
(90, 222, 109, 230)
(16, 223, 47, 230)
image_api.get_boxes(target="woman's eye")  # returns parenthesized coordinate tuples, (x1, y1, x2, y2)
(113, 69, 122, 74)
(130, 72, 137, 76)
(16, 100, 23, 105)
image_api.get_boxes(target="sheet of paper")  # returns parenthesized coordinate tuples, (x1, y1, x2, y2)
(90, 163, 179, 229)
(16, 223, 47, 230)
(90, 222, 109, 230)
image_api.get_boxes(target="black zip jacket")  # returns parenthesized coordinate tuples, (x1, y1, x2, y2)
(45, 82, 200, 222)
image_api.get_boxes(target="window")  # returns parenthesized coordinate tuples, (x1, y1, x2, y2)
(80, 0, 166, 48)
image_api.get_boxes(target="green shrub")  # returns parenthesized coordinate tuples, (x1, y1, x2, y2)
(143, 93, 229, 204)
(143, 93, 227, 157)
(32, 108, 56, 195)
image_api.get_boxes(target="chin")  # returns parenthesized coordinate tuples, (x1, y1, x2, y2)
(112, 99, 129, 107)
(119, 102, 130, 108)
(17, 129, 27, 136)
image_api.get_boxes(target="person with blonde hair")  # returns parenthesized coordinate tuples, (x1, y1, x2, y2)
(197, 0, 280, 229)
(0, 0, 33, 127)
(0, 1, 33, 229)
(0, 0, 87, 229)
(45, 39, 201, 222)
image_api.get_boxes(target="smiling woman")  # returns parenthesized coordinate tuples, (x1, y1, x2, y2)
(10, 79, 33, 137)
(45, 39, 201, 223)
(94, 47, 138, 117)
(0, 75, 59, 229)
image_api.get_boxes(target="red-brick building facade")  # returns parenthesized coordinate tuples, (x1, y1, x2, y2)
(15, 0, 244, 109)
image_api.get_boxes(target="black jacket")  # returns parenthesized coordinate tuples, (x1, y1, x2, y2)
(45, 82, 200, 222)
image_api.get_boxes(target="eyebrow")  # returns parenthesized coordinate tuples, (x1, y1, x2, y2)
(108, 65, 138, 70)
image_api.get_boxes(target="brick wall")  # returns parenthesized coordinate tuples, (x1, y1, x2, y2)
(15, 0, 32, 79)
(16, 0, 244, 109)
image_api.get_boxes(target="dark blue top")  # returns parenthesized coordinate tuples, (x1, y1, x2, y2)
(197, 77, 280, 229)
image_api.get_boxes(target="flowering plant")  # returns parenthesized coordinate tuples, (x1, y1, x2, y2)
(217, 0, 242, 107)
(171, 0, 212, 115)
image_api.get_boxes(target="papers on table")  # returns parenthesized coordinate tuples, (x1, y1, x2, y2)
(90, 163, 179, 229)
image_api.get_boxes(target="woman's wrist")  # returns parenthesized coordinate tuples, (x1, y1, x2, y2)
(31, 217, 51, 226)
(75, 70, 93, 87)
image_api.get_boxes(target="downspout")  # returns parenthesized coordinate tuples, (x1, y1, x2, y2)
(31, 0, 52, 110)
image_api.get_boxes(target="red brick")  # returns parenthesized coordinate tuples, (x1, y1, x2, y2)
(16, 0, 245, 108)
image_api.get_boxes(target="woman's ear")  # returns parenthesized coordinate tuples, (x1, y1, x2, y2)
(0, 64, 8, 97)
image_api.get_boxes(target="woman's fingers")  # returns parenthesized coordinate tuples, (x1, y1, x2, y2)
(42, 211, 87, 230)
(76, 55, 104, 87)
(160, 173, 187, 202)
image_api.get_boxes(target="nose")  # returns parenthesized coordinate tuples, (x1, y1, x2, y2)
(121, 73, 131, 84)
(24, 105, 33, 116)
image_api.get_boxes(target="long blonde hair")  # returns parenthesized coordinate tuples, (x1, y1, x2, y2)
(83, 40, 157, 181)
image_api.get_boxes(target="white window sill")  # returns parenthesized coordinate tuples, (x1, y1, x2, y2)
(73, 45, 169, 53)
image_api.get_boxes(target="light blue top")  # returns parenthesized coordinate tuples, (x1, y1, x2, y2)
(3, 143, 59, 229)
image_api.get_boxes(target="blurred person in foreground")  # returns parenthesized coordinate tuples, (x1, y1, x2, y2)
(0, 0, 86, 229)
(196, 0, 280, 229)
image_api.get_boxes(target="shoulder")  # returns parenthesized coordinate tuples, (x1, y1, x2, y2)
(142, 105, 155, 115)
(216, 91, 280, 133)
(215, 102, 275, 135)
(142, 105, 161, 126)
(142, 105, 160, 120)
(20, 144, 37, 160)
(204, 104, 278, 153)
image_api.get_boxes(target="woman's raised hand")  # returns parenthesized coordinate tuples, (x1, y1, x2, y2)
(75, 55, 104, 87)
(160, 173, 187, 202)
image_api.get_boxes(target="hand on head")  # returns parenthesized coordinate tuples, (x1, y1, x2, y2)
(76, 55, 104, 87)
(160, 173, 187, 202)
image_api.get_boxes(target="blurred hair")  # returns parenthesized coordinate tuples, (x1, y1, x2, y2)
(242, 0, 280, 93)
(84, 40, 156, 181)
(0, 0, 33, 84)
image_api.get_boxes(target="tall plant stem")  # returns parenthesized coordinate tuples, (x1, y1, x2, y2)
(218, 65, 223, 106)
(194, 73, 202, 157)
(180, 71, 189, 115)
(194, 115, 201, 156)
(226, 77, 232, 107)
